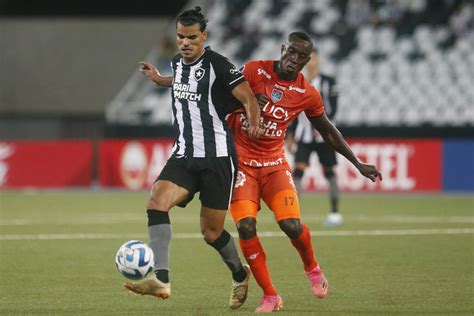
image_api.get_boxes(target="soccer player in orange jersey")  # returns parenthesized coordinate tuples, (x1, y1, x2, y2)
(227, 32, 382, 313)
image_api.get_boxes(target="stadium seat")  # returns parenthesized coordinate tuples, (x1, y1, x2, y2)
(107, 0, 473, 128)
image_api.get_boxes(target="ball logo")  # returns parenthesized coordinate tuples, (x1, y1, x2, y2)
(193, 67, 205, 81)
(234, 171, 247, 188)
(120, 142, 148, 190)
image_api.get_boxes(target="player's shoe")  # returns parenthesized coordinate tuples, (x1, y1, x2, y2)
(123, 273, 171, 299)
(306, 265, 328, 298)
(323, 213, 343, 226)
(229, 264, 251, 309)
(255, 295, 283, 313)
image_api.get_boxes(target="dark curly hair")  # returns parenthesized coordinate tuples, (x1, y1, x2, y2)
(288, 31, 313, 50)
(176, 6, 208, 32)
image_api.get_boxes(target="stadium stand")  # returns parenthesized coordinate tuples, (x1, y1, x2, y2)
(106, 0, 473, 130)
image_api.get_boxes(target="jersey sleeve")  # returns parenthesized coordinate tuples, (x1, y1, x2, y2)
(241, 61, 266, 94)
(304, 87, 325, 118)
(240, 61, 257, 87)
(211, 56, 246, 91)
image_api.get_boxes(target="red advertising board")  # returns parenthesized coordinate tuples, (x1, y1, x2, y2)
(99, 138, 442, 192)
(99, 139, 174, 190)
(0, 140, 93, 188)
(296, 139, 442, 192)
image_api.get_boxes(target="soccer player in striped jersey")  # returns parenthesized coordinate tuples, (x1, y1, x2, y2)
(123, 7, 262, 309)
(227, 32, 382, 312)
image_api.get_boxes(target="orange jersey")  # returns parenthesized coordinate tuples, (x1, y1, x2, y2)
(227, 60, 324, 166)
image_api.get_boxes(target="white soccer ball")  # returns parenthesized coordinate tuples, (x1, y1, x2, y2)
(115, 240, 154, 280)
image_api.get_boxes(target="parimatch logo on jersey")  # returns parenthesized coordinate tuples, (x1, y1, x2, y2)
(173, 83, 202, 101)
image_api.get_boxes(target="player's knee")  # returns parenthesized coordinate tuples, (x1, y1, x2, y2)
(147, 183, 175, 211)
(236, 217, 257, 240)
(293, 168, 304, 179)
(323, 167, 335, 179)
(278, 218, 302, 239)
(147, 196, 172, 212)
(201, 226, 223, 244)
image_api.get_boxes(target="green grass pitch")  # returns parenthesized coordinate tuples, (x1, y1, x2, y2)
(0, 191, 473, 315)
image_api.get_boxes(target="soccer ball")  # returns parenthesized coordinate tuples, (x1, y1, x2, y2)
(115, 240, 154, 280)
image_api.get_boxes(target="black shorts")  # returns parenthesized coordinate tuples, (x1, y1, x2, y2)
(157, 155, 238, 210)
(294, 141, 337, 167)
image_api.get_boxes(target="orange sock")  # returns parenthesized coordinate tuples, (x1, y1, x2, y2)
(240, 236, 277, 295)
(290, 223, 318, 271)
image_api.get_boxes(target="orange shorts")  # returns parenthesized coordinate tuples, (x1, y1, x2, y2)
(230, 159, 300, 223)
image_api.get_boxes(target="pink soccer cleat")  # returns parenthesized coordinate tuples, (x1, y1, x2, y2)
(306, 265, 329, 298)
(255, 294, 283, 313)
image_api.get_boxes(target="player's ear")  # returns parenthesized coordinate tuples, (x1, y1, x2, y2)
(202, 31, 208, 41)
(281, 44, 285, 54)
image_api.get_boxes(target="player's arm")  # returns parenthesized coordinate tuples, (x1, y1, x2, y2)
(308, 113, 383, 182)
(231, 81, 262, 139)
(138, 61, 173, 87)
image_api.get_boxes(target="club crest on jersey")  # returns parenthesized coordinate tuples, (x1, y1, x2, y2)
(193, 67, 205, 81)
(271, 88, 284, 103)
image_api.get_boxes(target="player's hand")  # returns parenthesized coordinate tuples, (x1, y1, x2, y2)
(242, 93, 267, 138)
(139, 61, 163, 83)
(248, 125, 265, 139)
(357, 163, 383, 182)
(242, 124, 265, 139)
(256, 94, 270, 108)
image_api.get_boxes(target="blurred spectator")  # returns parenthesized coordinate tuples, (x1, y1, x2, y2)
(450, 2, 474, 37)
(156, 35, 176, 76)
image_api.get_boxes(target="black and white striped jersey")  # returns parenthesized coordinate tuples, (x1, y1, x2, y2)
(293, 74, 338, 144)
(170, 47, 246, 158)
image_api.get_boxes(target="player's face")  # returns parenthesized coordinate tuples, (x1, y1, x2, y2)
(279, 38, 312, 79)
(176, 22, 207, 63)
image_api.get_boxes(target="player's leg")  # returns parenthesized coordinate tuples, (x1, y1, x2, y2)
(124, 157, 195, 299)
(232, 206, 283, 313)
(292, 142, 312, 195)
(230, 166, 282, 312)
(273, 197, 329, 299)
(317, 143, 342, 226)
(198, 156, 251, 309)
(266, 189, 317, 271)
(262, 169, 328, 299)
(232, 202, 278, 296)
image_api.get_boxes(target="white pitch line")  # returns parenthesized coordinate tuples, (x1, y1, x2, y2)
(0, 228, 473, 241)
(1, 215, 474, 226)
